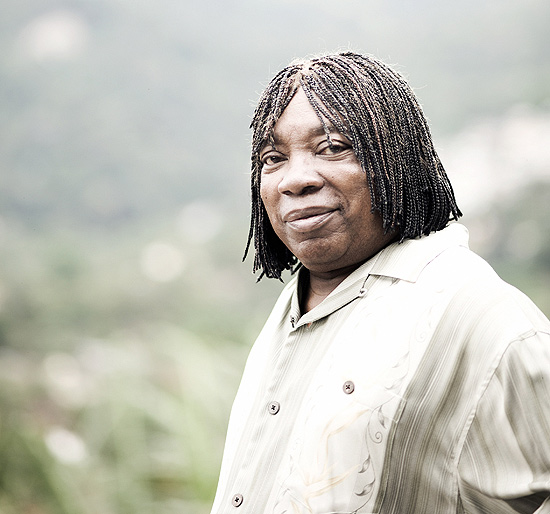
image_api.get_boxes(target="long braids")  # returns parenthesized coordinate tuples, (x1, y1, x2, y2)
(245, 52, 462, 280)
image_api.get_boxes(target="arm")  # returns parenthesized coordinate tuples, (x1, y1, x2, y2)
(458, 331, 550, 513)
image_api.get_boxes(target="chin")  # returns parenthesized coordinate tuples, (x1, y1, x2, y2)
(294, 246, 338, 267)
(298, 252, 345, 273)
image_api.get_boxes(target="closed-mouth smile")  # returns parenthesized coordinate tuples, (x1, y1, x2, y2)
(285, 208, 337, 232)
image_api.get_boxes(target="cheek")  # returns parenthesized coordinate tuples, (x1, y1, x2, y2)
(259, 187, 269, 215)
(259, 182, 267, 203)
(260, 182, 278, 219)
(348, 184, 373, 215)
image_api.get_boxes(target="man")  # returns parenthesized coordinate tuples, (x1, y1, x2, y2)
(211, 52, 550, 513)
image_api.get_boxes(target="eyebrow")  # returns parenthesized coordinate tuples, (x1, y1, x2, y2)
(263, 124, 341, 152)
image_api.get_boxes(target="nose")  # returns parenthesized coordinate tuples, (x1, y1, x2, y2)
(277, 155, 324, 196)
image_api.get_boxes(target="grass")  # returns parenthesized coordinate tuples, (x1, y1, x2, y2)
(0, 323, 248, 514)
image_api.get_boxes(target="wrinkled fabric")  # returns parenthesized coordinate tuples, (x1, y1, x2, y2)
(211, 224, 550, 514)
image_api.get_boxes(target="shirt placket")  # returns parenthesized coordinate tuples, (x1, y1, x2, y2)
(224, 322, 309, 512)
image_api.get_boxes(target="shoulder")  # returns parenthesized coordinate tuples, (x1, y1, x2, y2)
(419, 236, 549, 332)
(457, 326, 550, 510)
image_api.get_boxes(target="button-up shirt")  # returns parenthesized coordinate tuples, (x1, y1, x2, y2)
(211, 223, 550, 513)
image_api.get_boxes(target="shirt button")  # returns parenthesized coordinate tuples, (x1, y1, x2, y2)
(343, 380, 355, 394)
(232, 493, 244, 507)
(268, 401, 280, 415)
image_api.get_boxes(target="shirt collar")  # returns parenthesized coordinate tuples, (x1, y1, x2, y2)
(289, 223, 470, 328)
(370, 222, 470, 282)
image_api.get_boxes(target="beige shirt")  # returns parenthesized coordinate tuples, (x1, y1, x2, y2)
(211, 223, 550, 514)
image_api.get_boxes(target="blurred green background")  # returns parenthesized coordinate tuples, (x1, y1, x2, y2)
(1, 0, 549, 512)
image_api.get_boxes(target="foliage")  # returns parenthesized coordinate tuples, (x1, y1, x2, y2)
(0, 0, 548, 511)
(0, 325, 248, 514)
(467, 181, 550, 316)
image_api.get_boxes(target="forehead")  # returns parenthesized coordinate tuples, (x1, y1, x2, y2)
(265, 88, 338, 147)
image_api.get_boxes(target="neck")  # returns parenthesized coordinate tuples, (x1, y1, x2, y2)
(300, 264, 359, 313)
(298, 229, 399, 314)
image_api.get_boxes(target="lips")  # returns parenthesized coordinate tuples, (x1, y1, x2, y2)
(284, 207, 338, 232)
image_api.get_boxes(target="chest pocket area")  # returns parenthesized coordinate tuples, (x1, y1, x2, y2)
(273, 376, 406, 514)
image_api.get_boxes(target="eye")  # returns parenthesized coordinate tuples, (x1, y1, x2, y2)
(261, 151, 286, 169)
(318, 140, 352, 156)
(323, 143, 345, 154)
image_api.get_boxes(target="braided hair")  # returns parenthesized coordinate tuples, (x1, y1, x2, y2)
(244, 52, 462, 280)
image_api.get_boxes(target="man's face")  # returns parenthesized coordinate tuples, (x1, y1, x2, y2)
(259, 88, 394, 276)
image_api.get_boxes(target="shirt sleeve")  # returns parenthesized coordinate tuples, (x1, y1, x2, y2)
(458, 330, 550, 514)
